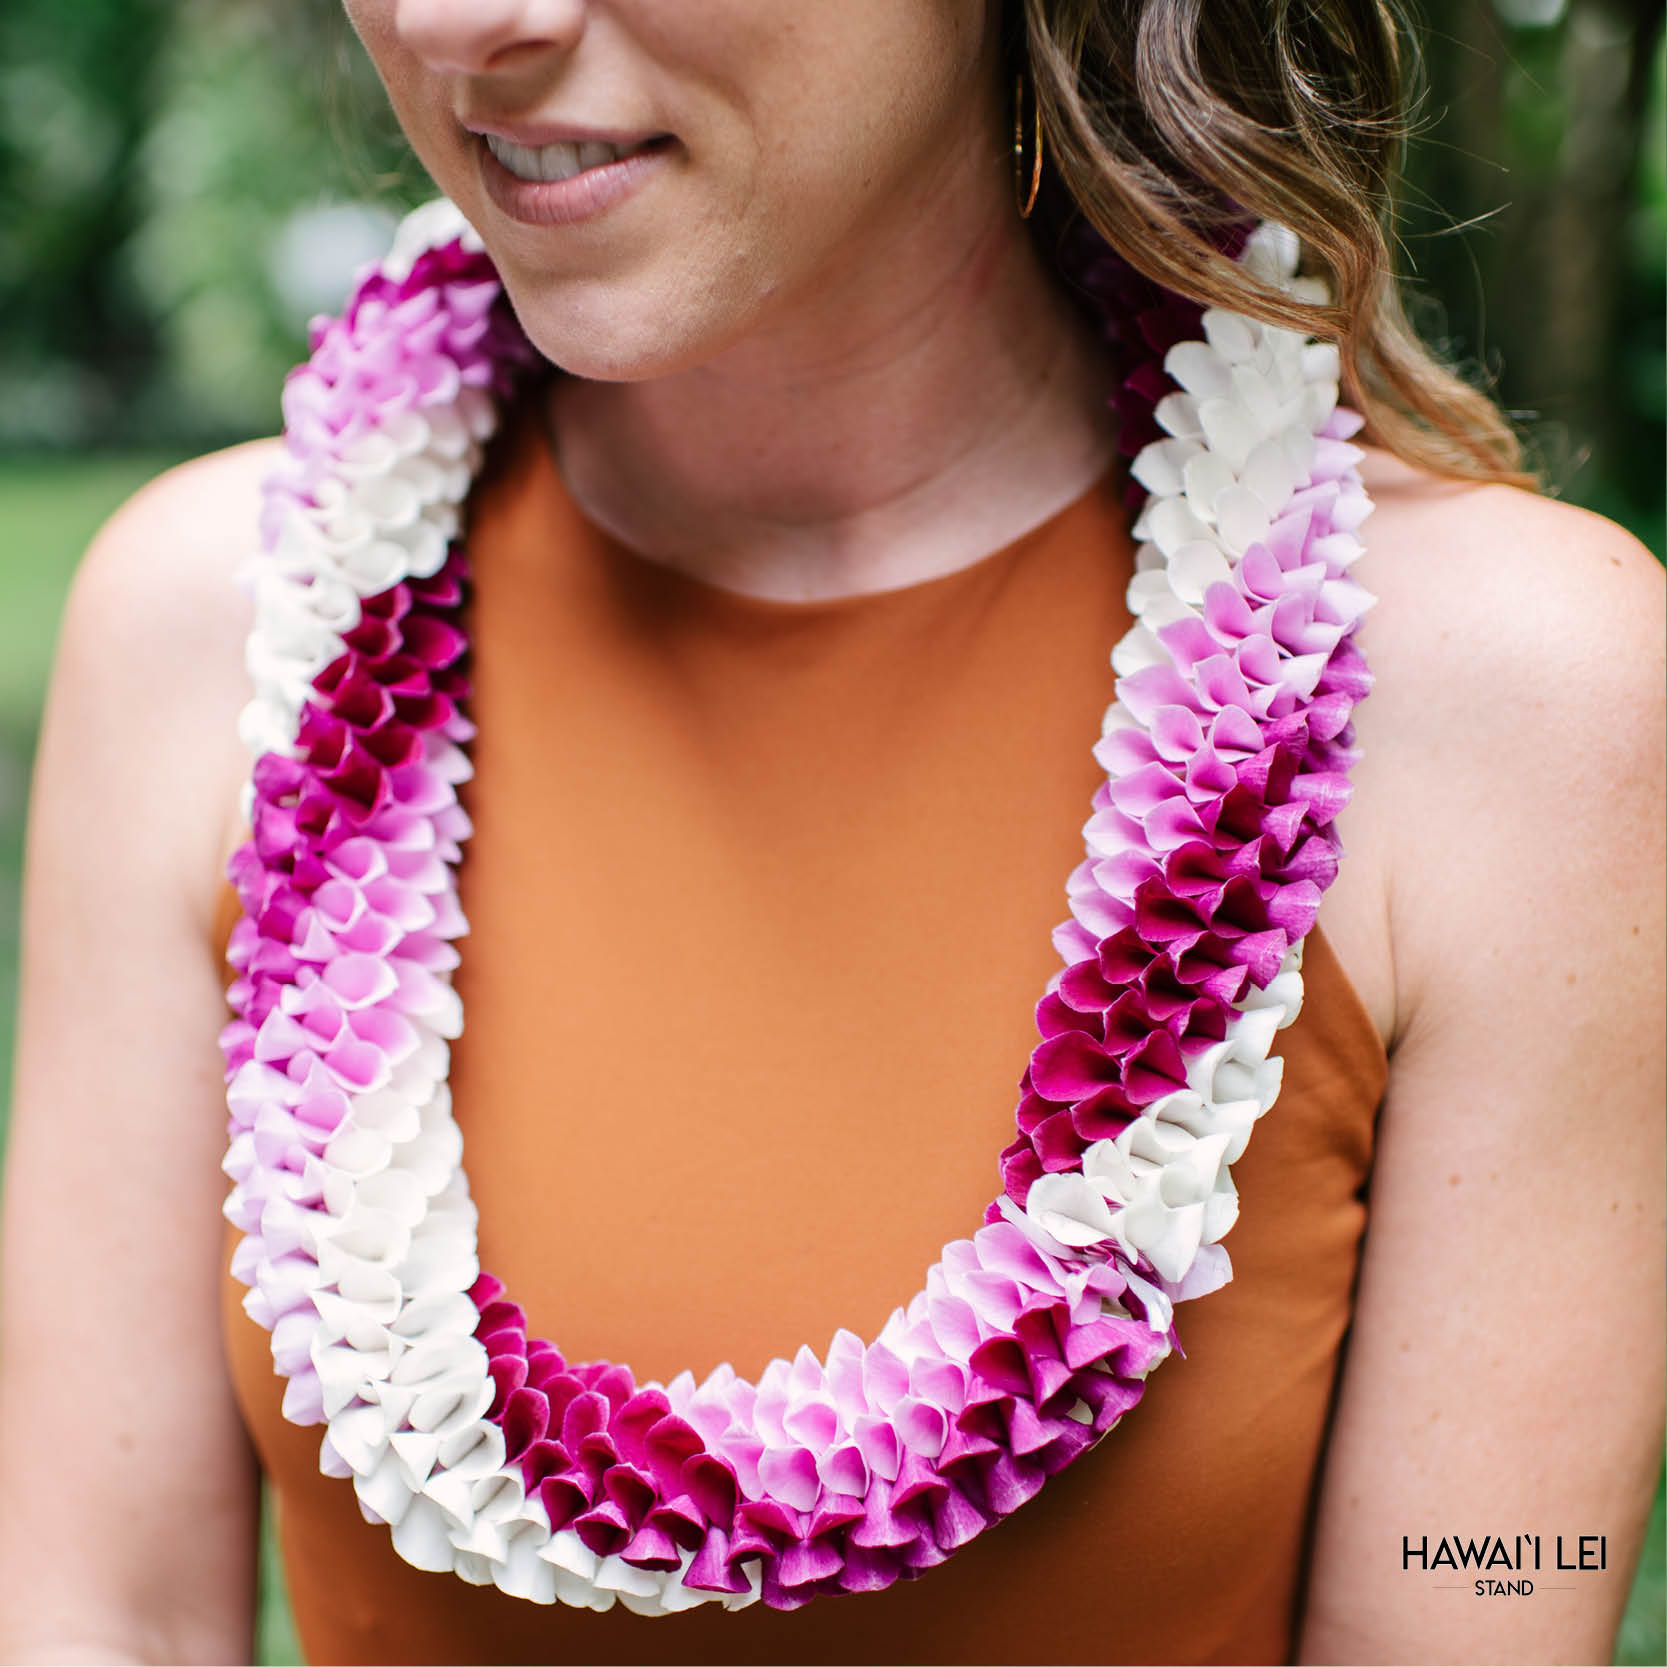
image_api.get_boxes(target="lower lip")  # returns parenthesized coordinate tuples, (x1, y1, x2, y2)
(476, 137, 670, 229)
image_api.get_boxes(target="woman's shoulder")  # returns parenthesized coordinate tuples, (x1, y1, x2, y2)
(1353, 447, 1662, 805)
(71, 436, 281, 630)
(1355, 447, 1662, 725)
(62, 439, 281, 724)
(1347, 446, 1663, 1040)
(52, 437, 281, 908)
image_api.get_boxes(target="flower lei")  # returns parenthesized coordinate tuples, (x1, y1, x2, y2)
(219, 199, 1374, 1616)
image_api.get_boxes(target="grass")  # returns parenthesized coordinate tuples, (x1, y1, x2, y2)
(0, 453, 1661, 1667)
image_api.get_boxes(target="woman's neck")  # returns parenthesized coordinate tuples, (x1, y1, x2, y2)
(547, 194, 1116, 604)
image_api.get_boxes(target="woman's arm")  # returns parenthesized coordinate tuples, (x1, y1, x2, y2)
(0, 445, 280, 1664)
(1298, 467, 1666, 1664)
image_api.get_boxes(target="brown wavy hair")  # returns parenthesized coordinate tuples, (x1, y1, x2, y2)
(1025, 0, 1535, 486)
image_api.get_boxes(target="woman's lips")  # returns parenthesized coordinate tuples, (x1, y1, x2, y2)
(475, 133, 672, 229)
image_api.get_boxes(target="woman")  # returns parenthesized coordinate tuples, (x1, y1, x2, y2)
(1, 2, 1661, 1662)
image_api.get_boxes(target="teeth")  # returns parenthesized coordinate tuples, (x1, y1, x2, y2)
(484, 133, 633, 183)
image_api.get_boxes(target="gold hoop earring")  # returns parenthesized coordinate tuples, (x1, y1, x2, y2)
(1013, 69, 1043, 219)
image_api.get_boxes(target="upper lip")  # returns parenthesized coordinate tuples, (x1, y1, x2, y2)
(462, 116, 666, 150)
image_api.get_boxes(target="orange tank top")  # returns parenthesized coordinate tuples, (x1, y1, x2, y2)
(217, 400, 1386, 1665)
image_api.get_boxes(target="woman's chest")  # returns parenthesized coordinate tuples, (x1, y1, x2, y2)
(218, 417, 1388, 1661)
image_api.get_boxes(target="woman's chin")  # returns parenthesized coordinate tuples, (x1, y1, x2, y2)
(500, 275, 765, 385)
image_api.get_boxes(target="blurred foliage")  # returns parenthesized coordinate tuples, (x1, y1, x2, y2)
(1399, 0, 1665, 548)
(0, 0, 427, 447)
(0, 0, 170, 444)
(1617, 1473, 1666, 1666)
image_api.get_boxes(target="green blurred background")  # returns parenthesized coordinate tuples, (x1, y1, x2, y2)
(0, 1, 1661, 1662)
